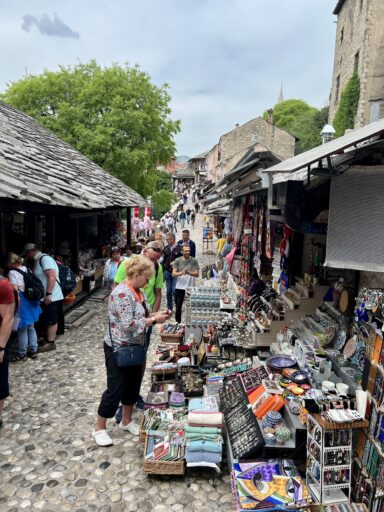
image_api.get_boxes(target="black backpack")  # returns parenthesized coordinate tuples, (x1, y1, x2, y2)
(12, 268, 45, 301)
(39, 256, 77, 298)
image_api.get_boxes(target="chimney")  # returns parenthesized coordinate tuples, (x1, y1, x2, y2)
(267, 109, 274, 124)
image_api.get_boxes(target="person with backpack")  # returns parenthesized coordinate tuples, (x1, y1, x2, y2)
(7, 253, 42, 361)
(0, 273, 15, 430)
(102, 247, 127, 290)
(22, 243, 64, 352)
(179, 209, 187, 229)
(113, 240, 164, 415)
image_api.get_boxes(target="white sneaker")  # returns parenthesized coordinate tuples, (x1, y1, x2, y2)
(119, 420, 140, 436)
(92, 429, 113, 446)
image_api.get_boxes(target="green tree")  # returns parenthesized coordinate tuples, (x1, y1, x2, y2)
(264, 100, 329, 154)
(152, 189, 177, 218)
(333, 72, 360, 137)
(2, 61, 180, 198)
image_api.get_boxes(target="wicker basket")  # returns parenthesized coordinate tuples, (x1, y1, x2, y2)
(143, 435, 185, 475)
(139, 415, 146, 443)
(152, 364, 178, 377)
(160, 332, 184, 344)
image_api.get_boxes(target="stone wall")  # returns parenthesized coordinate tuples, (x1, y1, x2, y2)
(329, 0, 384, 128)
(205, 117, 295, 184)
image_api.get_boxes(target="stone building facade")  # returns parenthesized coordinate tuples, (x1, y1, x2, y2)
(329, 0, 384, 128)
(205, 117, 295, 184)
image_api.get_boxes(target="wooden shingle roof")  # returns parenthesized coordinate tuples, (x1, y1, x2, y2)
(0, 102, 146, 209)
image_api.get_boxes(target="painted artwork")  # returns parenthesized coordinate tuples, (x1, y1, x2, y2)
(232, 459, 311, 510)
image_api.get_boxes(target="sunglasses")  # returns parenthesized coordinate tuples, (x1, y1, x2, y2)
(149, 247, 162, 253)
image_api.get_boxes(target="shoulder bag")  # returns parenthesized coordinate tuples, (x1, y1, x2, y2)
(109, 319, 146, 367)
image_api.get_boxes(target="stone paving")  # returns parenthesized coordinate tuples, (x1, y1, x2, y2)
(0, 203, 234, 511)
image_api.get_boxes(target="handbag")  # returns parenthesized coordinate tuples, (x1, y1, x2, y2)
(109, 320, 146, 367)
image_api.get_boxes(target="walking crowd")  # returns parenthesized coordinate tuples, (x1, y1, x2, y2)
(0, 187, 203, 448)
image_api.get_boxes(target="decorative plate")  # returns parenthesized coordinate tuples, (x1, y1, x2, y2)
(343, 335, 358, 359)
(282, 368, 297, 378)
(290, 371, 308, 384)
(266, 354, 297, 371)
(305, 388, 323, 399)
(333, 330, 347, 351)
(339, 289, 351, 314)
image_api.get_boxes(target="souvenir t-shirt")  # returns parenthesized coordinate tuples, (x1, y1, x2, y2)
(8, 266, 28, 291)
(33, 253, 64, 302)
(114, 259, 163, 310)
(173, 257, 199, 290)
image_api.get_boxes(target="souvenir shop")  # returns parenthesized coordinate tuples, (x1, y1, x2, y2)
(138, 141, 384, 512)
(0, 199, 130, 304)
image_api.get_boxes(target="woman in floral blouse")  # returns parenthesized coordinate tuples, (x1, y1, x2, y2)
(92, 255, 169, 446)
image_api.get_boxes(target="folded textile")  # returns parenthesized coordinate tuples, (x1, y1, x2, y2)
(187, 440, 222, 453)
(185, 433, 221, 441)
(169, 392, 185, 406)
(184, 425, 220, 435)
(186, 450, 222, 464)
(188, 396, 218, 412)
(188, 411, 223, 427)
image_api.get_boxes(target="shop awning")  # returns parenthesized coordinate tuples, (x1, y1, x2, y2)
(264, 118, 384, 175)
(324, 165, 384, 272)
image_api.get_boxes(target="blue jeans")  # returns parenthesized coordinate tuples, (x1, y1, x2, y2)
(164, 270, 175, 310)
(18, 324, 38, 356)
(180, 219, 185, 229)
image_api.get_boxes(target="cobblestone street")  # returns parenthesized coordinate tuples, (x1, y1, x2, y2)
(0, 206, 234, 512)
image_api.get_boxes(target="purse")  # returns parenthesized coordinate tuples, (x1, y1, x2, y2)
(109, 320, 146, 367)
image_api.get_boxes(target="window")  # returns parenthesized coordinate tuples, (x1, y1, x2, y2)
(335, 75, 340, 102)
(340, 27, 344, 43)
(354, 51, 360, 73)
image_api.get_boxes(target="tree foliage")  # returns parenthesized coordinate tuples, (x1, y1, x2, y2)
(333, 72, 360, 137)
(2, 61, 180, 203)
(152, 190, 177, 218)
(264, 100, 329, 154)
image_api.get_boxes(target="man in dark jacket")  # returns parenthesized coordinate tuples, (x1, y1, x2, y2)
(162, 233, 182, 311)
(177, 229, 196, 257)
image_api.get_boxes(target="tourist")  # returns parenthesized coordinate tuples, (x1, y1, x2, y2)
(183, 193, 188, 205)
(162, 233, 182, 311)
(92, 255, 169, 445)
(7, 253, 41, 361)
(172, 245, 199, 323)
(0, 274, 15, 430)
(150, 217, 157, 235)
(166, 214, 175, 234)
(102, 247, 127, 290)
(114, 240, 164, 410)
(195, 202, 200, 213)
(178, 229, 196, 257)
(179, 209, 186, 229)
(22, 243, 64, 352)
(186, 207, 192, 224)
(191, 209, 196, 227)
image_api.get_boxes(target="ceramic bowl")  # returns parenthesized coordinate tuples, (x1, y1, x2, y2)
(290, 370, 308, 384)
(266, 354, 297, 371)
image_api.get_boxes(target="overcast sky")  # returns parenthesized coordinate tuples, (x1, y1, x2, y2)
(0, 0, 337, 157)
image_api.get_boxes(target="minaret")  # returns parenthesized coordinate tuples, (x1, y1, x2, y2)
(278, 83, 284, 103)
